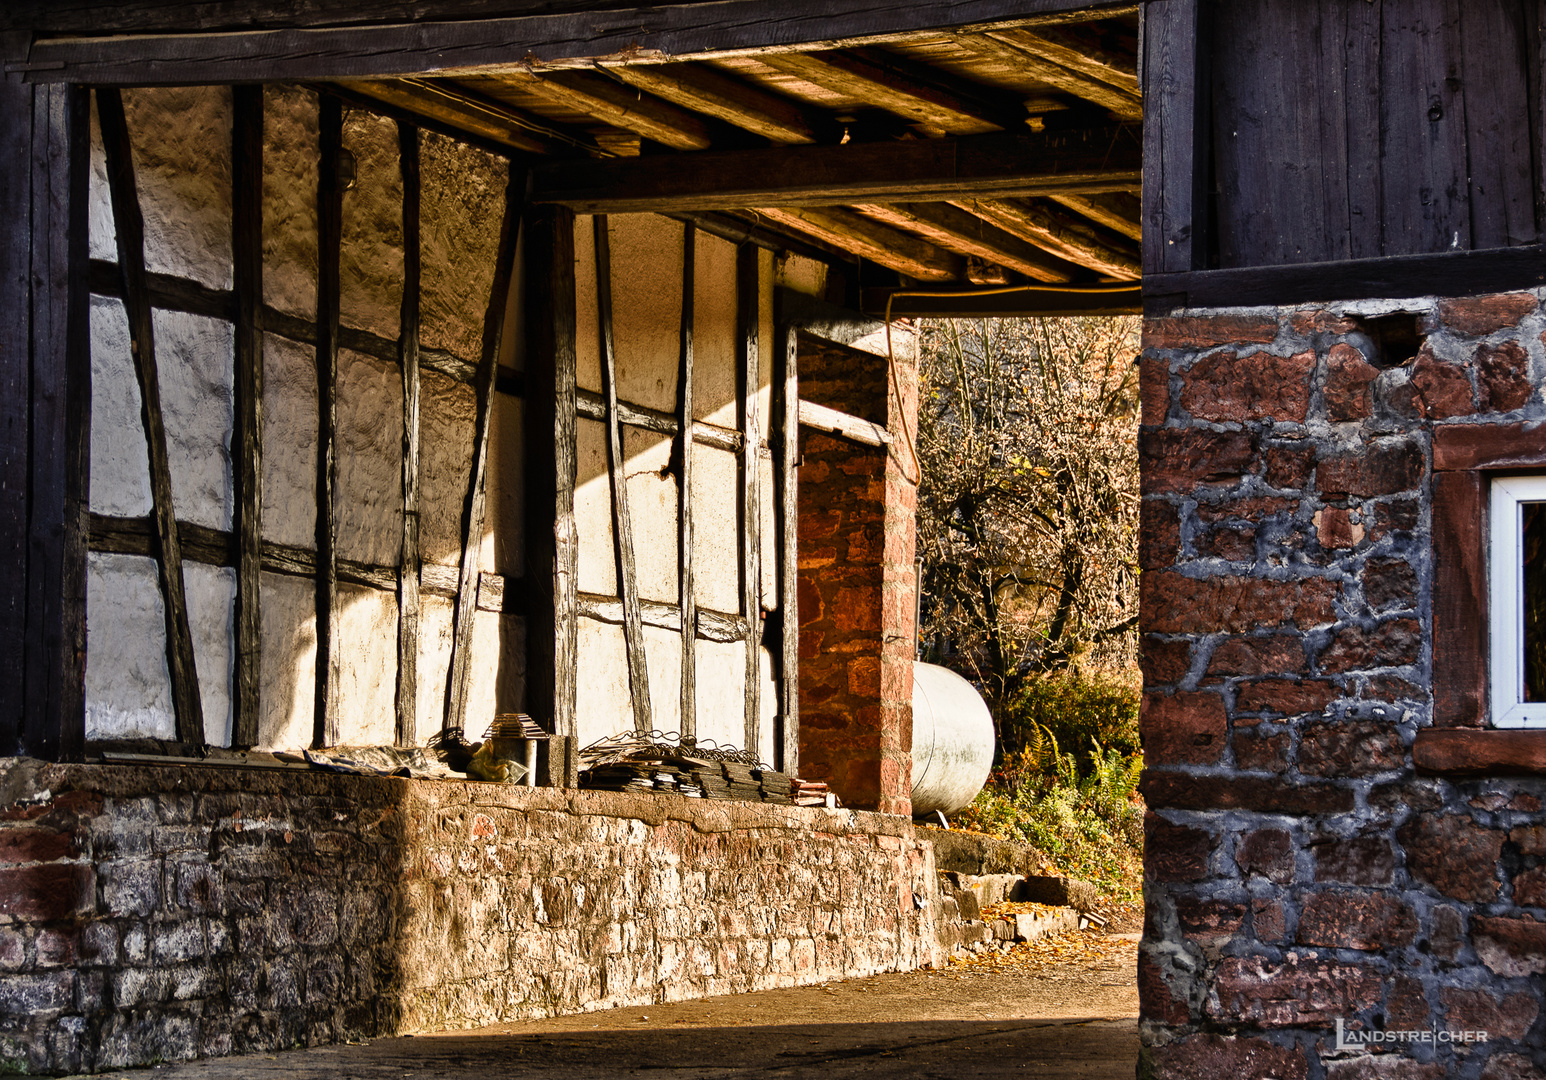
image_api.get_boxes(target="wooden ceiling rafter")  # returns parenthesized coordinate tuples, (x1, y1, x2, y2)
(754, 47, 1026, 136)
(954, 32, 1140, 119)
(498, 68, 717, 151)
(598, 61, 824, 145)
(950, 196, 1141, 279)
(852, 201, 1079, 282)
(752, 207, 966, 282)
(344, 77, 596, 156)
(1049, 191, 1142, 241)
(989, 25, 1138, 95)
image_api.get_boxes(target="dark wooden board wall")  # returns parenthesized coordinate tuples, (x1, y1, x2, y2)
(1202, 0, 1542, 269)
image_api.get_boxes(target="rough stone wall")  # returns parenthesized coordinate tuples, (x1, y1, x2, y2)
(1139, 293, 1546, 1079)
(797, 331, 918, 815)
(0, 759, 940, 1074)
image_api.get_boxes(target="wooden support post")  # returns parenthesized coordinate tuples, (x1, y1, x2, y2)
(593, 214, 653, 735)
(523, 206, 579, 758)
(98, 88, 206, 746)
(6, 80, 90, 761)
(396, 120, 422, 747)
(736, 243, 762, 757)
(772, 313, 799, 776)
(314, 94, 343, 748)
(231, 86, 263, 749)
(676, 222, 697, 746)
(1141, 0, 1209, 276)
(444, 162, 523, 737)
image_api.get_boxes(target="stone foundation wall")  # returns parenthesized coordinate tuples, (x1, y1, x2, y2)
(0, 759, 941, 1074)
(1138, 293, 1546, 1079)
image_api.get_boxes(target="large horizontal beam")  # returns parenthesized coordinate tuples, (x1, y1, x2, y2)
(861, 283, 1139, 317)
(530, 125, 1140, 213)
(12, 0, 1137, 84)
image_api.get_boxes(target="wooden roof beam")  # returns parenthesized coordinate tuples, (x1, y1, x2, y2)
(956, 33, 1140, 120)
(753, 207, 964, 282)
(951, 197, 1140, 279)
(854, 202, 1078, 283)
(506, 69, 714, 151)
(600, 62, 822, 145)
(990, 25, 1139, 96)
(345, 78, 576, 155)
(755, 47, 1024, 135)
(529, 125, 1142, 213)
(1049, 191, 1142, 241)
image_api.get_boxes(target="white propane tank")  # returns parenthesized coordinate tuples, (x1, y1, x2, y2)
(909, 662, 995, 816)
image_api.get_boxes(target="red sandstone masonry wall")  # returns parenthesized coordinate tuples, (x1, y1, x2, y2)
(0, 760, 941, 1074)
(797, 334, 917, 816)
(1139, 294, 1546, 1079)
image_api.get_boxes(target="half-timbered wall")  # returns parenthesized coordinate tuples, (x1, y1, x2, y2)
(83, 85, 524, 750)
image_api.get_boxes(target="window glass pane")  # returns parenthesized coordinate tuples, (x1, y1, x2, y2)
(1525, 502, 1546, 701)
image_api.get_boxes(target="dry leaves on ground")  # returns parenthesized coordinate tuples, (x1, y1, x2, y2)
(944, 900, 1141, 978)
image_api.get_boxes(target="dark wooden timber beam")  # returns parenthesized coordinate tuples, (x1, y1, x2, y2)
(529, 126, 1141, 213)
(735, 243, 762, 757)
(506, 70, 713, 152)
(854, 201, 1080, 282)
(757, 207, 963, 283)
(757, 48, 1019, 135)
(675, 222, 697, 745)
(595, 215, 654, 735)
(954, 32, 1140, 120)
(313, 96, 344, 748)
(996, 24, 1139, 95)
(396, 120, 422, 748)
(601, 62, 822, 145)
(98, 87, 206, 747)
(13, 1, 1136, 84)
(445, 163, 523, 737)
(230, 85, 263, 749)
(952, 197, 1140, 279)
(771, 306, 799, 775)
(1049, 191, 1141, 240)
(862, 283, 1139, 317)
(343, 78, 567, 155)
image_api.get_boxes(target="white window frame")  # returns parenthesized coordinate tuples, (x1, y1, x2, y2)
(1489, 474, 1546, 727)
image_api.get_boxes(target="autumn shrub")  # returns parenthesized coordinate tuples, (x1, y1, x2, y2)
(954, 666, 1145, 899)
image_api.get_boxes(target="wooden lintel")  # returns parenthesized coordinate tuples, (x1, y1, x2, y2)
(798, 399, 891, 447)
(951, 196, 1141, 279)
(314, 95, 343, 749)
(530, 126, 1140, 213)
(445, 162, 523, 737)
(15, 1, 1135, 84)
(97, 88, 206, 748)
(602, 62, 821, 145)
(861, 284, 1139, 318)
(676, 222, 698, 745)
(595, 214, 654, 735)
(396, 120, 422, 748)
(230, 85, 263, 749)
(855, 201, 1079, 283)
(755, 207, 964, 283)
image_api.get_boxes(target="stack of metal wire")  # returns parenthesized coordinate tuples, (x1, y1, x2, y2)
(578, 730, 796, 804)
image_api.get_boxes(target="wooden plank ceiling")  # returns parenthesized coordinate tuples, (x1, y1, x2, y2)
(341, 9, 1141, 290)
